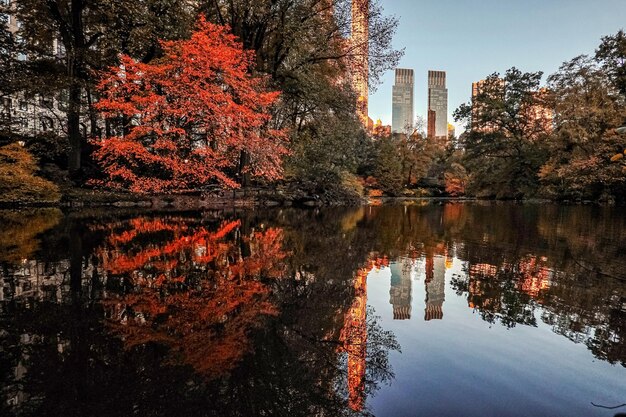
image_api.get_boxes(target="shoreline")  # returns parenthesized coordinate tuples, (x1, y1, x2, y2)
(0, 189, 620, 210)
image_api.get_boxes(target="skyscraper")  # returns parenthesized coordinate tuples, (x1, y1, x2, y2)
(392, 68, 414, 134)
(351, 0, 369, 125)
(427, 70, 448, 139)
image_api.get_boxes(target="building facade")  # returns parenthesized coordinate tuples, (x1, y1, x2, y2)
(392, 68, 414, 134)
(1, 1, 71, 138)
(427, 70, 448, 139)
(351, 0, 369, 126)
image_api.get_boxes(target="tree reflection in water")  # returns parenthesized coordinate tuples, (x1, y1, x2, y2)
(0, 211, 400, 416)
(97, 217, 286, 377)
(0, 203, 625, 416)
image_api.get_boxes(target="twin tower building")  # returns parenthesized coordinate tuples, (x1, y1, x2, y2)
(392, 69, 449, 139)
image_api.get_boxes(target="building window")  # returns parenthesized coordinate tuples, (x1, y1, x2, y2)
(2, 97, 12, 112)
(57, 90, 68, 111)
(40, 117, 54, 131)
(56, 40, 66, 57)
(39, 95, 52, 108)
(19, 100, 27, 111)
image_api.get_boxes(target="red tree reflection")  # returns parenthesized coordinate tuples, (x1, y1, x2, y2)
(96, 217, 287, 377)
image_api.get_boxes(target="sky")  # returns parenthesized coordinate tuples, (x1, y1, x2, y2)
(369, 0, 626, 132)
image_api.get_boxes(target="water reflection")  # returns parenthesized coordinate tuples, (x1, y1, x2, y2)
(97, 217, 286, 377)
(0, 210, 399, 416)
(0, 203, 625, 416)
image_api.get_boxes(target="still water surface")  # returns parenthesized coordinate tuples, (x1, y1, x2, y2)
(0, 203, 625, 416)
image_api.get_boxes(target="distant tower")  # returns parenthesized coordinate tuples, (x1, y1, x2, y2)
(351, 0, 369, 125)
(427, 70, 448, 139)
(392, 68, 414, 134)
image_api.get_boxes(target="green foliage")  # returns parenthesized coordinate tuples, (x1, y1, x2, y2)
(540, 55, 626, 200)
(203, 0, 401, 194)
(286, 100, 366, 185)
(452, 32, 626, 201)
(454, 68, 551, 198)
(595, 29, 626, 98)
(0, 143, 60, 203)
(395, 132, 438, 186)
(25, 133, 69, 168)
(2, 0, 402, 199)
(373, 136, 404, 196)
(1, 0, 198, 174)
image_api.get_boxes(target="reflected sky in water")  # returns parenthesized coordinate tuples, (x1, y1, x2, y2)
(0, 203, 624, 417)
(367, 256, 625, 417)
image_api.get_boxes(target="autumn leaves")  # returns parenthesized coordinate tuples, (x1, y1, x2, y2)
(93, 17, 288, 193)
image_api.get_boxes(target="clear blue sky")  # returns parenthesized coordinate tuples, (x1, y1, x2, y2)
(369, 0, 626, 132)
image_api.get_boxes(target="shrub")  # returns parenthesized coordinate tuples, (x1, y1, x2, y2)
(0, 143, 60, 203)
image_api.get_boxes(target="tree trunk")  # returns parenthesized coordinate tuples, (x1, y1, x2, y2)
(66, 0, 87, 178)
(239, 150, 251, 188)
(86, 88, 99, 138)
(67, 79, 82, 176)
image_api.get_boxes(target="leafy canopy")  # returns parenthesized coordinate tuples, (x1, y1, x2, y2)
(93, 17, 288, 192)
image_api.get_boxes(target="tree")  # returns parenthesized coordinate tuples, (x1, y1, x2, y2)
(93, 17, 288, 193)
(444, 162, 468, 197)
(454, 68, 551, 198)
(373, 136, 403, 196)
(394, 116, 437, 187)
(202, 0, 402, 188)
(8, 0, 197, 176)
(0, 143, 60, 202)
(595, 29, 626, 99)
(540, 55, 626, 199)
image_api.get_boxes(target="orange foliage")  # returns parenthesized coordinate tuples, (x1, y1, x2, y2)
(98, 217, 288, 377)
(444, 174, 466, 196)
(93, 17, 288, 192)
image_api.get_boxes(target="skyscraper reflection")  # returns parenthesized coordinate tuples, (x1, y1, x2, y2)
(425, 254, 446, 321)
(340, 256, 388, 411)
(389, 258, 413, 320)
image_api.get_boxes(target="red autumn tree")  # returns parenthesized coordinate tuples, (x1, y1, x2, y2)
(93, 17, 288, 192)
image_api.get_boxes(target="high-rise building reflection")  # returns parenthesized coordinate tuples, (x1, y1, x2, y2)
(340, 257, 388, 411)
(389, 258, 413, 320)
(424, 254, 446, 321)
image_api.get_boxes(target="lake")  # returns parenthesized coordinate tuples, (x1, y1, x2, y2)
(0, 203, 625, 416)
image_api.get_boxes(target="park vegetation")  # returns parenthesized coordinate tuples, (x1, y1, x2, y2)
(0, 0, 401, 203)
(452, 31, 626, 201)
(0, 0, 625, 203)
